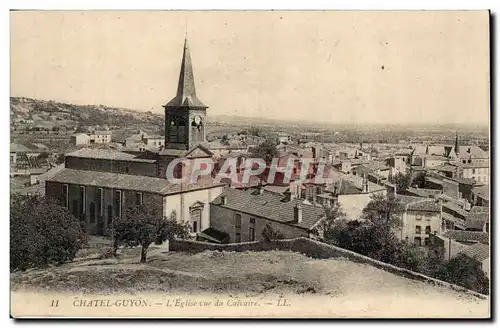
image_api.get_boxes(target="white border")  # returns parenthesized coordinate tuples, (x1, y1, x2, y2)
(2, 1, 497, 327)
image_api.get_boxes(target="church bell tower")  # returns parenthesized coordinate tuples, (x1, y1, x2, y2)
(164, 37, 208, 150)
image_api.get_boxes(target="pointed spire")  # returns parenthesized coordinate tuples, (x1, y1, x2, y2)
(455, 132, 459, 155)
(165, 37, 207, 108)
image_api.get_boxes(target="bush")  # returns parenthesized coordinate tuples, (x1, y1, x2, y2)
(261, 224, 284, 242)
(10, 194, 86, 271)
(436, 254, 489, 295)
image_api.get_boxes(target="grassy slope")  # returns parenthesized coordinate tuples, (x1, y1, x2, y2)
(11, 246, 488, 300)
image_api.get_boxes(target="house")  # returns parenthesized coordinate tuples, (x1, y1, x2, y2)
(395, 196, 442, 246)
(457, 162, 489, 184)
(333, 174, 387, 221)
(123, 131, 165, 152)
(423, 155, 448, 169)
(340, 159, 370, 174)
(441, 176, 476, 204)
(71, 133, 91, 146)
(441, 200, 469, 230)
(209, 187, 326, 243)
(277, 132, 291, 144)
(10, 143, 30, 165)
(387, 149, 412, 175)
(89, 130, 112, 144)
(353, 162, 390, 182)
(338, 148, 358, 160)
(430, 163, 457, 178)
(143, 135, 165, 148)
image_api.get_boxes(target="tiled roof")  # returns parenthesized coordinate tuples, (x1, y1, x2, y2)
(407, 199, 441, 212)
(441, 212, 466, 229)
(10, 143, 32, 153)
(426, 177, 443, 185)
(158, 148, 188, 157)
(443, 201, 468, 217)
(395, 195, 424, 207)
(443, 176, 476, 186)
(66, 148, 157, 163)
(337, 175, 385, 195)
(406, 187, 442, 198)
(457, 145, 488, 159)
(460, 243, 489, 262)
(466, 211, 489, 230)
(472, 185, 489, 200)
(48, 168, 223, 195)
(433, 164, 457, 173)
(210, 187, 326, 230)
(363, 162, 389, 171)
(466, 218, 487, 231)
(425, 155, 448, 160)
(198, 228, 229, 243)
(91, 130, 112, 135)
(457, 162, 489, 169)
(470, 206, 489, 214)
(444, 230, 489, 244)
(263, 185, 290, 194)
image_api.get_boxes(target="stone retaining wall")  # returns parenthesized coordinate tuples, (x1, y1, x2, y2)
(169, 237, 488, 299)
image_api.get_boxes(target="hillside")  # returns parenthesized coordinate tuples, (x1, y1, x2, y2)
(10, 244, 488, 318)
(10, 97, 163, 129)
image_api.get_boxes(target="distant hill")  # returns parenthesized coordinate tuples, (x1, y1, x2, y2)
(10, 97, 163, 129)
(10, 97, 489, 137)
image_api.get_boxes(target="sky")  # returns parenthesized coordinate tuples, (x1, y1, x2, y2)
(10, 11, 490, 124)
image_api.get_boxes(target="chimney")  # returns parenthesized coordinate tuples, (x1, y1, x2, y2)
(259, 186, 264, 195)
(362, 173, 369, 193)
(333, 181, 339, 195)
(221, 195, 227, 206)
(462, 198, 467, 210)
(294, 203, 303, 223)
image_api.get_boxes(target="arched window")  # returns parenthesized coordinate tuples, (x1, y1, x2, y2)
(168, 118, 178, 140)
(191, 116, 203, 142)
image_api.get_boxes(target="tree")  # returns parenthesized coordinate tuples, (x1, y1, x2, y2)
(436, 254, 489, 295)
(313, 203, 346, 240)
(221, 134, 230, 146)
(10, 194, 86, 271)
(361, 193, 403, 229)
(261, 223, 284, 242)
(325, 219, 402, 264)
(390, 172, 411, 194)
(252, 138, 278, 165)
(113, 204, 190, 263)
(394, 242, 426, 272)
(247, 126, 261, 137)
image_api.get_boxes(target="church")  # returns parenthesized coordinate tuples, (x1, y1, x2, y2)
(45, 37, 225, 236)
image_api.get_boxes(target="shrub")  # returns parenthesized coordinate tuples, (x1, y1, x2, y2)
(436, 254, 490, 295)
(261, 224, 284, 242)
(10, 194, 86, 271)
